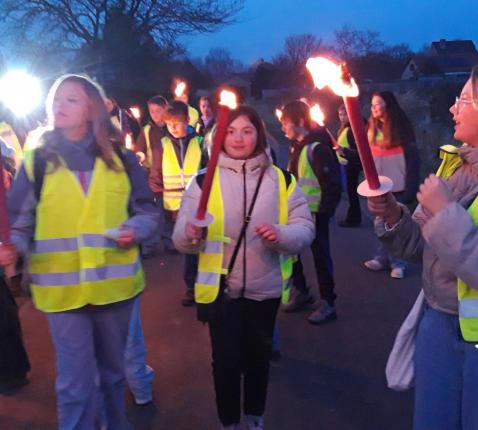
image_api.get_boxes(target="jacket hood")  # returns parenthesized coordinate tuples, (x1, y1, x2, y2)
(217, 150, 270, 174)
(459, 145, 478, 177)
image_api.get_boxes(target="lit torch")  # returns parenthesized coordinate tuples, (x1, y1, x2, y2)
(306, 56, 392, 196)
(174, 81, 187, 99)
(275, 108, 283, 122)
(129, 107, 141, 121)
(125, 133, 133, 150)
(193, 90, 237, 228)
(309, 103, 338, 148)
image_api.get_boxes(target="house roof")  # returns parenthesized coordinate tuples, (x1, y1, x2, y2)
(404, 39, 478, 77)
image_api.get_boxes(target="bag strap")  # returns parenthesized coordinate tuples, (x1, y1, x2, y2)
(226, 167, 266, 276)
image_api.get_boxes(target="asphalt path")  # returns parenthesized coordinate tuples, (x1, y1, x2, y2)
(0, 200, 420, 429)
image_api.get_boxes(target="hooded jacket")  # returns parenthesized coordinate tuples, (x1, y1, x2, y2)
(376, 145, 478, 315)
(172, 151, 315, 301)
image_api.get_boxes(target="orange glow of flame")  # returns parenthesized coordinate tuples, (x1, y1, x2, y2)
(310, 104, 325, 126)
(125, 133, 133, 150)
(130, 107, 141, 119)
(306, 57, 359, 98)
(219, 90, 237, 109)
(275, 109, 283, 121)
(174, 81, 186, 98)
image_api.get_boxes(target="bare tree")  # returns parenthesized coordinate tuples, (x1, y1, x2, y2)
(274, 34, 323, 69)
(201, 47, 244, 82)
(334, 24, 384, 59)
(0, 0, 243, 50)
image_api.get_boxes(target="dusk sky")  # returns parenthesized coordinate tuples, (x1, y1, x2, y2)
(182, 0, 477, 63)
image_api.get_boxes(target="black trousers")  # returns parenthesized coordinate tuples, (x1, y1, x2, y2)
(0, 276, 30, 383)
(208, 297, 280, 426)
(292, 213, 336, 305)
(344, 163, 362, 223)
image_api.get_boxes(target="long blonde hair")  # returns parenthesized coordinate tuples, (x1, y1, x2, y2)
(39, 74, 123, 170)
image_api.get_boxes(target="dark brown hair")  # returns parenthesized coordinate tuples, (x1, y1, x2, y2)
(225, 105, 268, 156)
(281, 100, 312, 130)
(368, 91, 415, 149)
(148, 95, 168, 107)
(41, 74, 123, 171)
(164, 100, 188, 121)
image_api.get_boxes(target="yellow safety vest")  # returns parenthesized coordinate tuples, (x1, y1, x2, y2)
(435, 144, 478, 341)
(336, 127, 350, 165)
(23, 150, 144, 313)
(195, 166, 294, 305)
(143, 124, 153, 168)
(162, 136, 202, 211)
(188, 105, 200, 128)
(295, 142, 321, 213)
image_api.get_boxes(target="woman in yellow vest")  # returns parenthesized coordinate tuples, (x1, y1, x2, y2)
(368, 67, 478, 429)
(0, 74, 158, 429)
(172, 106, 314, 430)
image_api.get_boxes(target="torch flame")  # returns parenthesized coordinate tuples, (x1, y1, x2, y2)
(174, 81, 186, 98)
(310, 104, 325, 126)
(130, 107, 141, 119)
(306, 57, 359, 98)
(219, 90, 237, 110)
(125, 133, 133, 150)
(275, 109, 283, 121)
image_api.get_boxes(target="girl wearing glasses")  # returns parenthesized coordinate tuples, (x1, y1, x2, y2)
(364, 91, 420, 279)
(368, 67, 478, 429)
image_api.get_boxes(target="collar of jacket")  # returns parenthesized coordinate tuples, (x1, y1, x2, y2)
(165, 130, 198, 146)
(459, 145, 478, 177)
(217, 151, 270, 174)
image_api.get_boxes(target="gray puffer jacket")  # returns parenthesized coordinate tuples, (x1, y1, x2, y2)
(173, 151, 315, 301)
(375, 145, 478, 315)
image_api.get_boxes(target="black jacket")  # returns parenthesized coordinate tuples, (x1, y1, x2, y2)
(288, 127, 342, 216)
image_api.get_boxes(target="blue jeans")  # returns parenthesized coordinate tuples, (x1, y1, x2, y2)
(124, 297, 154, 404)
(414, 306, 478, 430)
(374, 242, 406, 270)
(47, 300, 133, 430)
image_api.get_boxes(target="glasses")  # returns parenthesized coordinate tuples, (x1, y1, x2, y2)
(454, 96, 477, 113)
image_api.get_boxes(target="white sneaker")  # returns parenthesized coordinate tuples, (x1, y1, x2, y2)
(364, 259, 388, 271)
(390, 267, 405, 279)
(245, 415, 264, 430)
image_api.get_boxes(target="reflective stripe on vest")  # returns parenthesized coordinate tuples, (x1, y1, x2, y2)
(435, 144, 478, 341)
(458, 195, 478, 341)
(162, 136, 202, 211)
(143, 124, 153, 168)
(336, 127, 350, 165)
(297, 142, 321, 212)
(24, 151, 144, 312)
(195, 166, 295, 305)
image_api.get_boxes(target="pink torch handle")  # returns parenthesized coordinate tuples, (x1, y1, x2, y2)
(343, 96, 380, 190)
(196, 105, 229, 220)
